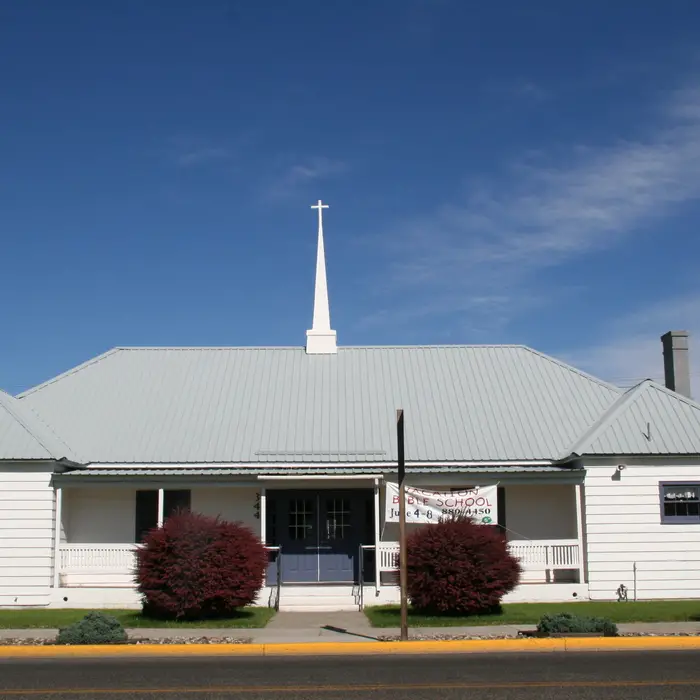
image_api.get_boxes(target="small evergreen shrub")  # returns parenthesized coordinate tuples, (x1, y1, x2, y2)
(136, 511, 268, 620)
(537, 612, 618, 637)
(406, 516, 521, 615)
(56, 612, 127, 645)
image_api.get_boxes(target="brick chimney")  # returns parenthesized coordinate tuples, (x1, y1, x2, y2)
(661, 331, 691, 398)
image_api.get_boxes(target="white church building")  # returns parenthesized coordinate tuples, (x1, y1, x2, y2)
(2, 201, 700, 612)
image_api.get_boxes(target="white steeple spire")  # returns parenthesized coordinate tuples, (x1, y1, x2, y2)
(306, 199, 337, 354)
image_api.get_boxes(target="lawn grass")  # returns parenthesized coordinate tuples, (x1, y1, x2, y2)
(0, 607, 275, 629)
(364, 600, 700, 628)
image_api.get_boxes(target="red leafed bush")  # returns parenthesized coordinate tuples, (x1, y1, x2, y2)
(406, 517, 521, 615)
(135, 511, 268, 620)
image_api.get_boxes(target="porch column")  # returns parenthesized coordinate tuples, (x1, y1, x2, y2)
(260, 487, 267, 545)
(52, 487, 63, 588)
(374, 478, 381, 593)
(575, 483, 586, 584)
(157, 488, 165, 528)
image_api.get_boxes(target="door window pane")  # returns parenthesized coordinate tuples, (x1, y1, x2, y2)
(326, 498, 351, 540)
(289, 499, 313, 540)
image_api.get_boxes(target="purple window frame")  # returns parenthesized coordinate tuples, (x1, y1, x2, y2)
(659, 482, 700, 524)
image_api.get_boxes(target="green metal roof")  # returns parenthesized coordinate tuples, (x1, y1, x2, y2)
(566, 379, 700, 456)
(11, 344, 700, 465)
(18, 345, 622, 464)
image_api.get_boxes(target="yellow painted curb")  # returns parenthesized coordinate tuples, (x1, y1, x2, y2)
(0, 643, 265, 658)
(564, 636, 700, 651)
(263, 638, 566, 656)
(0, 636, 700, 658)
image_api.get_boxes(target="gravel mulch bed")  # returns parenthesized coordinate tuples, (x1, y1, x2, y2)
(378, 632, 700, 641)
(0, 637, 252, 646)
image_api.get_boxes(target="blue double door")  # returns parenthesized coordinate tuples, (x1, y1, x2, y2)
(266, 489, 373, 584)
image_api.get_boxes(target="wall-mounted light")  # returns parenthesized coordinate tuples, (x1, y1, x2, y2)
(612, 464, 626, 481)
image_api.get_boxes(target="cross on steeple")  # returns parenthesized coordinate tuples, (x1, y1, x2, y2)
(311, 199, 329, 222)
(306, 199, 337, 354)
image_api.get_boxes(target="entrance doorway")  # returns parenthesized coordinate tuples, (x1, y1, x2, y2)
(266, 489, 374, 584)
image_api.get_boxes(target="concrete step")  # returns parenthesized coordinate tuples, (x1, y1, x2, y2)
(281, 595, 357, 605)
(280, 586, 355, 595)
(278, 603, 359, 612)
(278, 586, 359, 612)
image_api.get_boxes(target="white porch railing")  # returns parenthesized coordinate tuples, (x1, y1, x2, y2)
(372, 539, 581, 579)
(57, 544, 283, 597)
(57, 539, 582, 588)
(59, 544, 139, 573)
(507, 539, 580, 570)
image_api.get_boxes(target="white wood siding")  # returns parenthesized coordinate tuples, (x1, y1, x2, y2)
(584, 460, 700, 600)
(0, 464, 55, 605)
(505, 485, 577, 541)
(65, 488, 136, 543)
(64, 486, 262, 543)
(379, 483, 578, 543)
(192, 487, 260, 536)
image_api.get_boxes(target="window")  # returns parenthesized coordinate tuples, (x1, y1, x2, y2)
(660, 483, 700, 523)
(134, 489, 191, 542)
(288, 499, 313, 541)
(325, 498, 351, 541)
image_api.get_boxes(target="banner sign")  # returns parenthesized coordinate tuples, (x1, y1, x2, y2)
(385, 483, 498, 525)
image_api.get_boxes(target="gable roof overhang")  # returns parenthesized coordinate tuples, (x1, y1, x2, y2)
(560, 379, 700, 459)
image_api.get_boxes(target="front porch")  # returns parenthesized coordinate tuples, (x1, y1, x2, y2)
(50, 470, 588, 609)
(56, 538, 585, 601)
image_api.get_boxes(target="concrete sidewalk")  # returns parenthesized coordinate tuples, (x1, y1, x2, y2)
(2, 613, 700, 644)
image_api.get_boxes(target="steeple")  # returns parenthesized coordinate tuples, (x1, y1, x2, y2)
(306, 199, 337, 354)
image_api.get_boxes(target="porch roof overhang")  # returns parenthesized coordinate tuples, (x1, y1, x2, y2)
(52, 463, 584, 487)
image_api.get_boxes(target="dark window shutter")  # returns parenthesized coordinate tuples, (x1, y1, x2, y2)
(135, 490, 158, 542)
(497, 487, 506, 533)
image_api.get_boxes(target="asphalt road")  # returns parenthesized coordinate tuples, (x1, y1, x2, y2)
(1, 650, 700, 699)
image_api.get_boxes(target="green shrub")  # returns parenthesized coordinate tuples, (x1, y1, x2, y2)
(56, 611, 128, 645)
(537, 612, 618, 637)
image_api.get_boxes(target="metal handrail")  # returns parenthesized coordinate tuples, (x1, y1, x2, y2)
(358, 544, 379, 611)
(358, 545, 364, 610)
(265, 546, 282, 611)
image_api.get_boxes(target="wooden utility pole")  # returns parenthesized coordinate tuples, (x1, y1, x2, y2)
(397, 409, 408, 641)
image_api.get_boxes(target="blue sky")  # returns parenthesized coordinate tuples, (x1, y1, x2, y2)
(2, 0, 700, 394)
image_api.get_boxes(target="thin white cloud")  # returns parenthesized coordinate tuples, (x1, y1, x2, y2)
(175, 146, 231, 167)
(165, 135, 246, 168)
(376, 83, 700, 329)
(563, 293, 700, 394)
(265, 157, 348, 200)
(512, 81, 550, 101)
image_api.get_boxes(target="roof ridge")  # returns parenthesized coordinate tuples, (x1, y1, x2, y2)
(519, 345, 623, 394)
(18, 348, 122, 398)
(561, 379, 651, 459)
(0, 390, 67, 459)
(0, 391, 50, 457)
(643, 379, 700, 411)
(111, 344, 531, 351)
